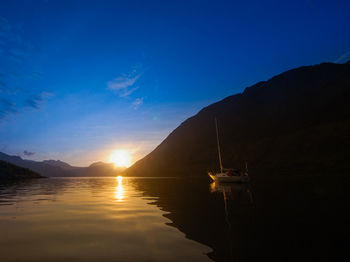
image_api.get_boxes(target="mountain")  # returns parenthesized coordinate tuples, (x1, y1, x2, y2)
(89, 161, 110, 167)
(80, 162, 125, 176)
(0, 160, 43, 179)
(0, 152, 123, 177)
(0, 152, 64, 177)
(42, 160, 77, 170)
(125, 62, 350, 177)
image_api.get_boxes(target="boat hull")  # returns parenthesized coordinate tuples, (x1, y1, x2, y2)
(209, 172, 249, 183)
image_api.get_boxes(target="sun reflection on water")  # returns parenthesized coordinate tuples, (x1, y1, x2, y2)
(114, 176, 124, 201)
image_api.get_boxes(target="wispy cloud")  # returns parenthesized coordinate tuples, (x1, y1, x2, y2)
(120, 86, 139, 98)
(335, 50, 350, 64)
(0, 98, 17, 119)
(23, 92, 54, 109)
(16, 150, 36, 158)
(0, 81, 6, 92)
(0, 16, 47, 120)
(0, 91, 53, 120)
(107, 69, 141, 97)
(0, 16, 29, 65)
(132, 97, 144, 109)
(108, 74, 140, 91)
(23, 150, 35, 156)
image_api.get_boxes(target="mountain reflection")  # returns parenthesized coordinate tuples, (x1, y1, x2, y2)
(133, 175, 350, 262)
(1, 176, 349, 262)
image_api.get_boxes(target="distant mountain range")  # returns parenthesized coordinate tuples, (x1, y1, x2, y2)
(0, 160, 43, 179)
(0, 152, 124, 177)
(125, 61, 350, 177)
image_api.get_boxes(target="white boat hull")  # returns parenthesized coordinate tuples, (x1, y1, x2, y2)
(209, 172, 249, 183)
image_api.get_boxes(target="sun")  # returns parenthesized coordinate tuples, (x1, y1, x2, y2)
(109, 150, 132, 167)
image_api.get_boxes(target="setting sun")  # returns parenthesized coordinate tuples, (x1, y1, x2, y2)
(109, 150, 132, 167)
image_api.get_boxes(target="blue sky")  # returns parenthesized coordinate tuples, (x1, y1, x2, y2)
(1, 0, 350, 166)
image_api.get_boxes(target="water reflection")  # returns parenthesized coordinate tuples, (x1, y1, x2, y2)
(1, 176, 349, 262)
(209, 181, 254, 204)
(132, 176, 350, 262)
(114, 176, 124, 201)
(208, 182, 256, 261)
(0, 177, 212, 262)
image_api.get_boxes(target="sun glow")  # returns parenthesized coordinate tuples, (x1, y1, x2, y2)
(115, 176, 124, 201)
(109, 150, 132, 167)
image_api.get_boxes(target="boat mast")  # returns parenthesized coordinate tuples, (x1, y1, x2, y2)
(215, 118, 224, 173)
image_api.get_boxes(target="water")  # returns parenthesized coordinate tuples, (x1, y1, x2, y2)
(0, 177, 212, 262)
(0, 175, 349, 262)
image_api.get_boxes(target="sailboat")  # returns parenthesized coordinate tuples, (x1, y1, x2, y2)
(208, 118, 249, 183)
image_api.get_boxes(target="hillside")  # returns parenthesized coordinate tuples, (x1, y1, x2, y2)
(0, 160, 43, 179)
(0, 152, 124, 177)
(125, 62, 350, 177)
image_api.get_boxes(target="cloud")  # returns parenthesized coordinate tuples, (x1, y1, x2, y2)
(16, 150, 35, 158)
(108, 75, 140, 90)
(23, 97, 41, 109)
(0, 17, 27, 62)
(119, 86, 139, 98)
(132, 97, 144, 109)
(335, 51, 350, 64)
(0, 98, 17, 119)
(107, 70, 141, 97)
(0, 81, 6, 92)
(23, 150, 35, 156)
(23, 92, 53, 109)
(0, 16, 48, 120)
(0, 91, 53, 120)
(0, 15, 37, 82)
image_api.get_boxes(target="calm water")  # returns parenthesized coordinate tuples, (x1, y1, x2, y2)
(0, 176, 349, 262)
(0, 177, 212, 262)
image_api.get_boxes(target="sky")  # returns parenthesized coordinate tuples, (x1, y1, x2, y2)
(0, 0, 350, 166)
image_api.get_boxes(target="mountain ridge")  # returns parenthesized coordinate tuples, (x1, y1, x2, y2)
(0, 152, 124, 177)
(125, 61, 350, 177)
(0, 160, 43, 179)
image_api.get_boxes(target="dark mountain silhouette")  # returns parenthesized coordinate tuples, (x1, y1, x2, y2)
(89, 161, 109, 167)
(78, 161, 124, 177)
(42, 160, 77, 170)
(0, 152, 124, 177)
(126, 61, 350, 177)
(0, 160, 43, 179)
(0, 152, 64, 177)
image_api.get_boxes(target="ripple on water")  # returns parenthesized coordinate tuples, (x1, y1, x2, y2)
(0, 177, 212, 262)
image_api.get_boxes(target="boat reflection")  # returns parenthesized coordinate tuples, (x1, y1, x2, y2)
(130, 177, 350, 262)
(209, 181, 254, 204)
(114, 176, 124, 201)
(209, 181, 255, 261)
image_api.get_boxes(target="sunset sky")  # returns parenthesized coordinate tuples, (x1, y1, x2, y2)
(1, 0, 350, 166)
